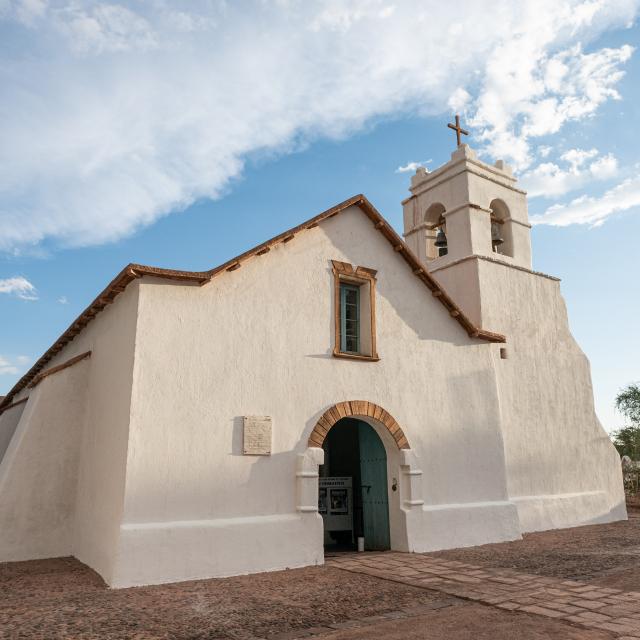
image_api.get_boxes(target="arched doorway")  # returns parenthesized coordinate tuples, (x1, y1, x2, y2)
(319, 417, 390, 551)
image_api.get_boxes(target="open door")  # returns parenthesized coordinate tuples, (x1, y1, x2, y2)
(358, 422, 390, 550)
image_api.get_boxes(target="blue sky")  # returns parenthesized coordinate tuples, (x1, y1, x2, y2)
(1, 0, 639, 432)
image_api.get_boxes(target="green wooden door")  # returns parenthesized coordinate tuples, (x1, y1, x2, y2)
(358, 422, 390, 550)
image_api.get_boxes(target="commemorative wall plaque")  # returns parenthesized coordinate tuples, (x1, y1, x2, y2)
(243, 416, 272, 455)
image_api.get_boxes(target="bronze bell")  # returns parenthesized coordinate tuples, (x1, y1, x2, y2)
(434, 228, 448, 248)
(491, 221, 504, 247)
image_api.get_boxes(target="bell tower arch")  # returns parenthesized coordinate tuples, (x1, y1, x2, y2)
(402, 144, 533, 327)
(403, 144, 532, 270)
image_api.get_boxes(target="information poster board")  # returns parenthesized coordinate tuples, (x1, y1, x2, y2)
(319, 477, 353, 533)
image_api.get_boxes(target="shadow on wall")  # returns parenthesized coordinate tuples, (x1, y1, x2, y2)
(117, 416, 301, 524)
(232, 415, 300, 513)
(322, 223, 473, 349)
(303, 260, 471, 362)
(0, 402, 27, 464)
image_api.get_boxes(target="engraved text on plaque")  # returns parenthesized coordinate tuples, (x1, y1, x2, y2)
(243, 416, 272, 455)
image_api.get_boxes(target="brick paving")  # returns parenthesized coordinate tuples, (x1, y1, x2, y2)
(327, 552, 640, 639)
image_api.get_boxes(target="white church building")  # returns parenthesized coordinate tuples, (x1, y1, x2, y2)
(0, 142, 625, 588)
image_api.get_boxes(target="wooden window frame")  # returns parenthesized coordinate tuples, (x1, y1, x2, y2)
(331, 260, 379, 362)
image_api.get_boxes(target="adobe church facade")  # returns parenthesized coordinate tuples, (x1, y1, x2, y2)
(0, 144, 625, 588)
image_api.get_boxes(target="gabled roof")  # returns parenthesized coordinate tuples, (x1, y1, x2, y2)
(0, 195, 505, 412)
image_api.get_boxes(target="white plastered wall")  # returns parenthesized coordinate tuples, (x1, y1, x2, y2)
(112, 205, 520, 588)
(477, 259, 625, 531)
(409, 146, 625, 533)
(71, 283, 139, 582)
(0, 402, 26, 463)
(0, 362, 88, 560)
(0, 283, 140, 582)
(433, 256, 625, 532)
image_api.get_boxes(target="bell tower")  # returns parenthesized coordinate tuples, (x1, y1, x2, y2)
(402, 142, 532, 328)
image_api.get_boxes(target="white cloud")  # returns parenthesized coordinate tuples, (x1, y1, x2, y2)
(561, 147, 598, 169)
(1, 0, 48, 25)
(57, 295, 68, 304)
(0, 1, 637, 251)
(448, 88, 471, 113)
(161, 10, 216, 33)
(521, 148, 618, 197)
(310, 0, 397, 31)
(396, 160, 432, 173)
(590, 153, 619, 176)
(0, 356, 18, 376)
(54, 4, 157, 54)
(538, 145, 553, 158)
(378, 5, 396, 19)
(0, 354, 31, 375)
(531, 174, 640, 226)
(0, 276, 38, 300)
(472, 42, 634, 169)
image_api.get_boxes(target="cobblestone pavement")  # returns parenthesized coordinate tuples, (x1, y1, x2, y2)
(327, 552, 640, 639)
(261, 598, 462, 640)
(0, 557, 456, 640)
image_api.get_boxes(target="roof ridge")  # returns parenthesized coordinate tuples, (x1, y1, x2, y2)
(0, 195, 505, 412)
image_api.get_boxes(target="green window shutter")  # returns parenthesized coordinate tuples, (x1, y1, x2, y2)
(340, 283, 360, 353)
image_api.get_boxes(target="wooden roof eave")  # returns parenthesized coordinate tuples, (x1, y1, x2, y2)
(0, 194, 505, 412)
(0, 264, 209, 410)
(354, 197, 505, 343)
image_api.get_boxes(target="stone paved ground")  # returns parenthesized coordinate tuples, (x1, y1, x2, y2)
(2, 510, 639, 639)
(0, 558, 456, 640)
(432, 509, 640, 589)
(0, 556, 616, 640)
(327, 552, 640, 638)
(1, 555, 619, 640)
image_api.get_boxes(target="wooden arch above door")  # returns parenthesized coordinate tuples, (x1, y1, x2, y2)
(308, 401, 410, 450)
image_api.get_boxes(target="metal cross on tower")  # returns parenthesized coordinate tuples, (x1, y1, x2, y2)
(447, 114, 469, 147)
